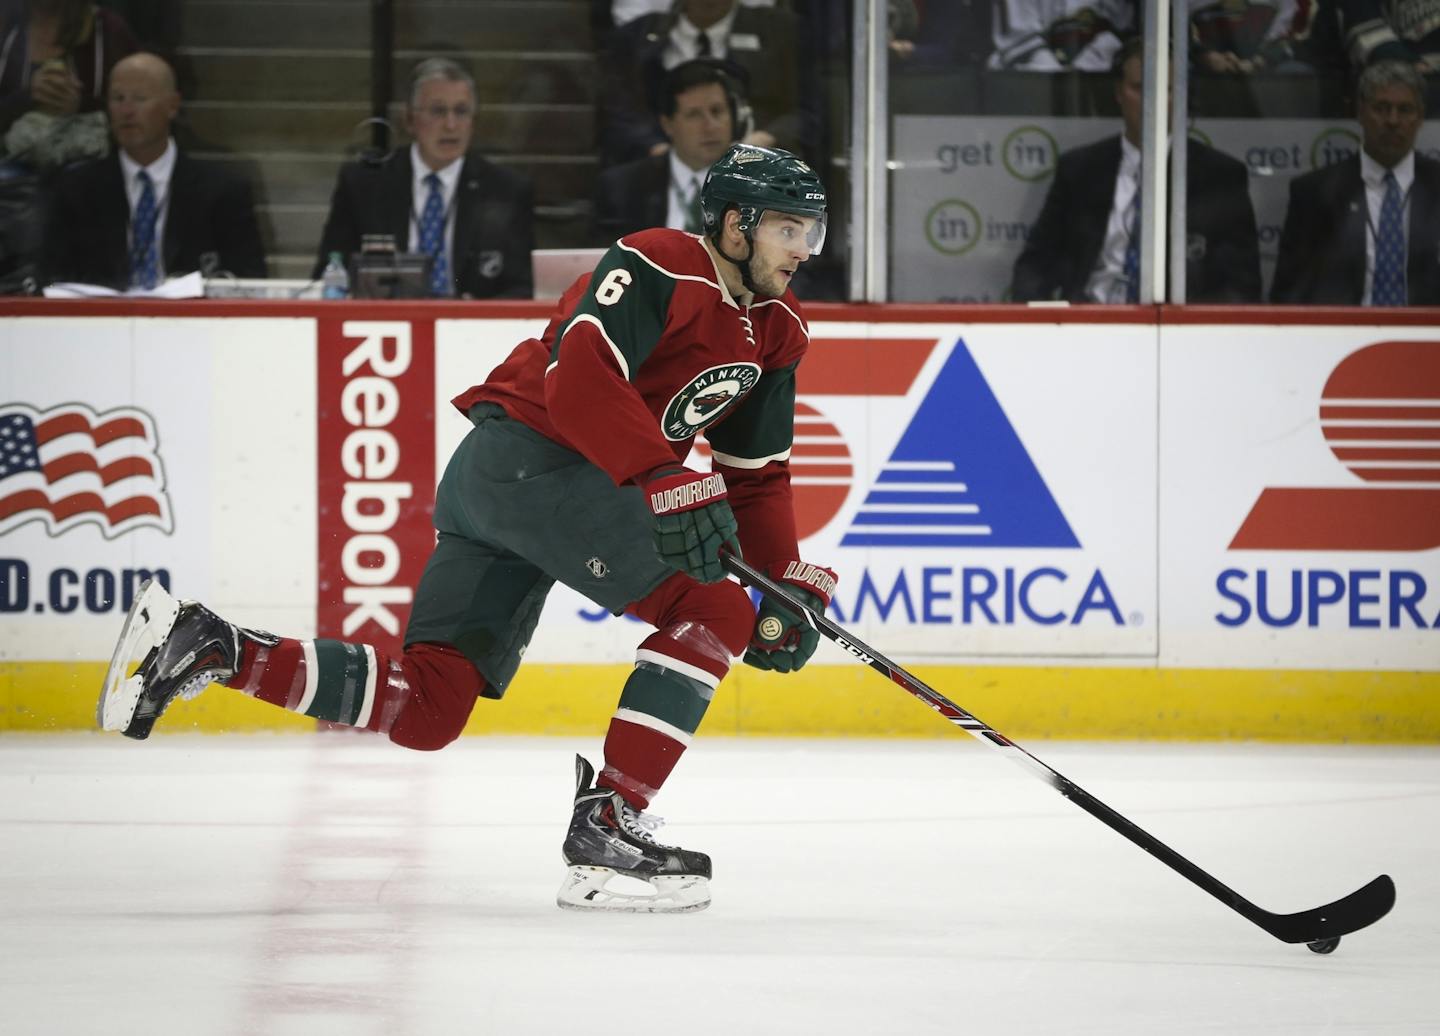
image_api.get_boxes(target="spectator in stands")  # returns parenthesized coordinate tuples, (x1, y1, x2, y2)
(887, 0, 920, 61)
(1189, 0, 1320, 75)
(0, 0, 137, 137)
(1337, 0, 1440, 77)
(609, 0, 779, 28)
(987, 0, 1136, 71)
(593, 58, 740, 243)
(46, 51, 266, 287)
(1009, 35, 1262, 302)
(807, 0, 922, 64)
(314, 57, 533, 299)
(1271, 60, 1440, 304)
(600, 0, 807, 166)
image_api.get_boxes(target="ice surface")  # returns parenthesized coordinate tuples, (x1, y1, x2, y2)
(1, 735, 1435, 1035)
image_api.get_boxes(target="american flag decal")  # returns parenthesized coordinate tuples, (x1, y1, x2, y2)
(0, 403, 173, 539)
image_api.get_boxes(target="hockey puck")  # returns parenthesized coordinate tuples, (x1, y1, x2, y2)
(1307, 937, 1340, 954)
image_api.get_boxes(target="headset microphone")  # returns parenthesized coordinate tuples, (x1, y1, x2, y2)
(351, 116, 395, 166)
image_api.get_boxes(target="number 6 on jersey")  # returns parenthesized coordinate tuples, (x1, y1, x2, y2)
(594, 268, 631, 305)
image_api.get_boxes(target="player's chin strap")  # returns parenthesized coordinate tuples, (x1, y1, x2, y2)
(712, 230, 761, 296)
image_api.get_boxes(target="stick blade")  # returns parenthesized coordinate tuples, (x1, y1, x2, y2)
(1258, 874, 1395, 944)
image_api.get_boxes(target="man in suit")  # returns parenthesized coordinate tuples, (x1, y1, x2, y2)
(593, 58, 738, 244)
(1271, 60, 1440, 305)
(46, 50, 266, 287)
(1009, 36, 1262, 303)
(600, 0, 808, 167)
(314, 57, 533, 299)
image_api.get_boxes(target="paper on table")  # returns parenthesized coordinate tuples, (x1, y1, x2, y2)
(43, 271, 205, 299)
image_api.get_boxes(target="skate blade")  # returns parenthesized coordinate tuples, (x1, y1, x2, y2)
(96, 579, 180, 733)
(556, 866, 711, 914)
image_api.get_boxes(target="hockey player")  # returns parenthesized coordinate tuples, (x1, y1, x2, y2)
(97, 143, 838, 914)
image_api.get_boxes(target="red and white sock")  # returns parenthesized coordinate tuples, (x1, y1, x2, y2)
(224, 637, 484, 749)
(599, 626, 730, 809)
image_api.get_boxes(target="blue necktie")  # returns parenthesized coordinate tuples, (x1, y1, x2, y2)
(1122, 189, 1141, 303)
(1371, 171, 1406, 307)
(418, 172, 449, 297)
(129, 170, 159, 289)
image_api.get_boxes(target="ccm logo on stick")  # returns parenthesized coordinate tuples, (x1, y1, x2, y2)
(834, 635, 873, 664)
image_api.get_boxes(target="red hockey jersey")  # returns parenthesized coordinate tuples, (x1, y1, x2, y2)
(454, 228, 812, 568)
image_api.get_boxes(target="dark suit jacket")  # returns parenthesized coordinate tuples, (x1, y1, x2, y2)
(313, 148, 534, 299)
(593, 152, 669, 245)
(1270, 153, 1440, 305)
(600, 6, 808, 167)
(47, 149, 267, 286)
(1010, 135, 1262, 303)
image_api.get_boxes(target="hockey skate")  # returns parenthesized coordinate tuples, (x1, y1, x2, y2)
(557, 755, 712, 914)
(97, 578, 260, 739)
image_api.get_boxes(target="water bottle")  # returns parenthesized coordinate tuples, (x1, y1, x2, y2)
(321, 252, 349, 299)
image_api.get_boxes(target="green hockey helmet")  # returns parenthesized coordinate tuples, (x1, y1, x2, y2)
(700, 144, 828, 254)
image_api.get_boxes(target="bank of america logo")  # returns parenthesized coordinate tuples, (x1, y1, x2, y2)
(0, 403, 173, 538)
(842, 340, 1077, 548)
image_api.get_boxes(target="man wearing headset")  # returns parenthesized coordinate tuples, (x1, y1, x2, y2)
(600, 0, 808, 167)
(100, 144, 836, 916)
(312, 56, 533, 299)
(594, 58, 747, 243)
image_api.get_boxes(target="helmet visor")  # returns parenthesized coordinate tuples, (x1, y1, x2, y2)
(754, 209, 828, 256)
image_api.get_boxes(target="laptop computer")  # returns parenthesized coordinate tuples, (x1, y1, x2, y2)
(531, 248, 607, 299)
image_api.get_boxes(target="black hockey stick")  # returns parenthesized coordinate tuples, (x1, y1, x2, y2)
(725, 553, 1395, 952)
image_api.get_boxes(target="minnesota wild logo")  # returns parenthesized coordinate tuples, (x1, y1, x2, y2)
(660, 362, 761, 441)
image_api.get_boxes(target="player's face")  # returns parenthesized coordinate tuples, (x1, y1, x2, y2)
(747, 210, 821, 296)
(107, 59, 180, 162)
(1358, 83, 1423, 169)
(661, 83, 734, 171)
(407, 78, 475, 171)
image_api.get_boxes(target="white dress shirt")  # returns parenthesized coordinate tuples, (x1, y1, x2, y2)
(1360, 149, 1415, 305)
(407, 143, 464, 270)
(613, 0, 773, 26)
(666, 151, 709, 231)
(663, 6, 740, 68)
(1085, 135, 1143, 304)
(118, 137, 178, 279)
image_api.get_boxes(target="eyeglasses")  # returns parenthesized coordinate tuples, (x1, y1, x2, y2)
(416, 104, 475, 121)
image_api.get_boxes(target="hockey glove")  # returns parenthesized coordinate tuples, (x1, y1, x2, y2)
(744, 562, 838, 673)
(645, 466, 741, 584)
